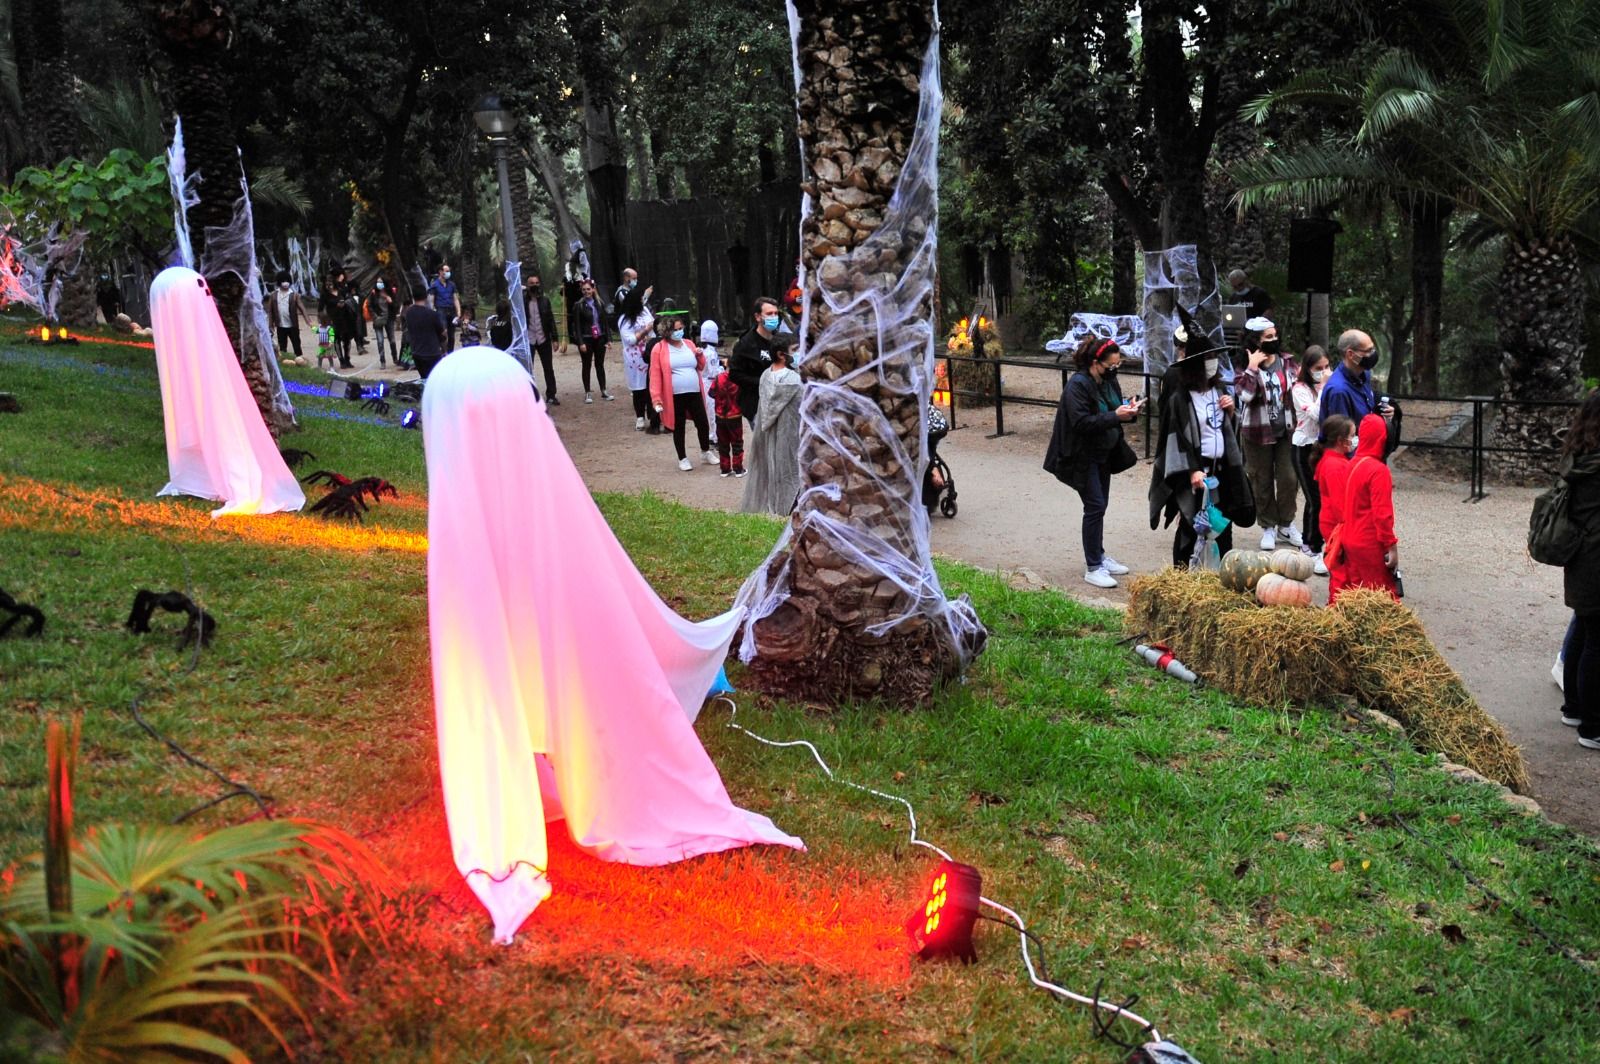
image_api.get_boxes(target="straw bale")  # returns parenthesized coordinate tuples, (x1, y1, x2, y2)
(1124, 574, 1530, 795)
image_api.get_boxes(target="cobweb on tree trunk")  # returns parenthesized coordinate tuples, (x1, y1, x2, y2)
(733, 7, 984, 674)
(195, 154, 295, 427)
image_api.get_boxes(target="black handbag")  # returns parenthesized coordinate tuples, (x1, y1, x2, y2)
(1107, 437, 1138, 475)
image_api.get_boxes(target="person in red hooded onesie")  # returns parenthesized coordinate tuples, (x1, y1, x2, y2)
(1333, 412, 1399, 602)
(1314, 414, 1357, 599)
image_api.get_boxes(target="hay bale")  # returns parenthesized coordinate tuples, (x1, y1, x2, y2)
(1125, 573, 1530, 795)
(1127, 569, 1251, 685)
(1333, 591, 1529, 794)
(1214, 606, 1353, 705)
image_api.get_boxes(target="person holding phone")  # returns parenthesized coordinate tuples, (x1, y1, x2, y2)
(1044, 336, 1146, 588)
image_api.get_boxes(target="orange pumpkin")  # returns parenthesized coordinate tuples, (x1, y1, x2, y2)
(1255, 573, 1313, 607)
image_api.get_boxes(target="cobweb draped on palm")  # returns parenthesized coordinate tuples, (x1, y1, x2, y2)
(734, 12, 983, 668)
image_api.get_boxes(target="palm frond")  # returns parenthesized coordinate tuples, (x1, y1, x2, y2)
(1239, 68, 1362, 125)
(248, 166, 311, 219)
(1228, 140, 1427, 214)
(76, 80, 166, 159)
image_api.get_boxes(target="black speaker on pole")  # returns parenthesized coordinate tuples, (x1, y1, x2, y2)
(1287, 218, 1341, 293)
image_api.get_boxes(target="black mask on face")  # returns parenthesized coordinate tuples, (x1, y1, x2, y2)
(1359, 350, 1379, 370)
(1100, 363, 1119, 379)
(1261, 339, 1282, 355)
(529, 285, 542, 296)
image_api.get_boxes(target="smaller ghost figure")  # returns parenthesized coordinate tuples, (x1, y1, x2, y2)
(148, 266, 304, 517)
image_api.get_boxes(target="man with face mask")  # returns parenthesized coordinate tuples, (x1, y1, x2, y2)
(272, 275, 313, 363)
(365, 278, 396, 367)
(1319, 329, 1393, 431)
(429, 264, 462, 352)
(523, 274, 559, 404)
(730, 295, 783, 426)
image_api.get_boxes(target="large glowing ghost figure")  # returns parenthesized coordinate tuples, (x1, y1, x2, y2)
(148, 266, 304, 517)
(423, 346, 804, 944)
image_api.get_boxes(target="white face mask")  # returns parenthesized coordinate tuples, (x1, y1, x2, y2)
(1203, 358, 1219, 380)
(278, 282, 289, 291)
(1348, 436, 1359, 454)
(1313, 368, 1330, 383)
(376, 281, 385, 290)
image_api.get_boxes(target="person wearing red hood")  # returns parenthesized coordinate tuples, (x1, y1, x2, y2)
(1332, 412, 1399, 602)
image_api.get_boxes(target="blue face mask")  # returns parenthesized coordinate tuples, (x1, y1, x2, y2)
(763, 315, 781, 331)
(671, 329, 685, 341)
(629, 279, 638, 289)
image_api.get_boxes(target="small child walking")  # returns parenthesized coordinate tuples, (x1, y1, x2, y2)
(707, 365, 745, 478)
(699, 320, 722, 446)
(316, 317, 336, 370)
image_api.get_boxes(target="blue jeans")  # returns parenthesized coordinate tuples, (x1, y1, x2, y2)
(1076, 461, 1111, 570)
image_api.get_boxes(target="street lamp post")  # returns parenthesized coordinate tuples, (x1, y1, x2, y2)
(472, 93, 532, 372)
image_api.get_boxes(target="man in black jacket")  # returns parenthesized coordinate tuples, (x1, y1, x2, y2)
(730, 295, 784, 425)
(523, 273, 560, 405)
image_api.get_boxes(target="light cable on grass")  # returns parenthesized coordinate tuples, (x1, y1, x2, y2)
(716, 695, 1165, 1047)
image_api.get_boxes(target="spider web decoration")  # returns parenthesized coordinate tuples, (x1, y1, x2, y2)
(1141, 245, 1221, 374)
(503, 260, 533, 376)
(1045, 312, 1146, 359)
(195, 151, 295, 427)
(734, 4, 985, 677)
(166, 116, 200, 270)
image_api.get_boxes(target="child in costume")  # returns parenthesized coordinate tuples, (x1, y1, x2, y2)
(708, 360, 745, 478)
(699, 320, 722, 445)
(316, 316, 335, 370)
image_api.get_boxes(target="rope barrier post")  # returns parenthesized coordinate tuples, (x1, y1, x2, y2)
(986, 358, 1009, 439)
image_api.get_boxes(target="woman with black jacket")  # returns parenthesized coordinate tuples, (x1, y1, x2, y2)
(1044, 337, 1147, 588)
(1556, 391, 1600, 751)
(1148, 344, 1257, 568)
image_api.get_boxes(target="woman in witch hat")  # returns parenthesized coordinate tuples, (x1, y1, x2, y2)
(1149, 331, 1256, 568)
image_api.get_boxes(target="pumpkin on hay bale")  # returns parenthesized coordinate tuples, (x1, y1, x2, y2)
(1125, 571, 1529, 793)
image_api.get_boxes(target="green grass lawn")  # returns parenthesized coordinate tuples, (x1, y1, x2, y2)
(3, 319, 1599, 1062)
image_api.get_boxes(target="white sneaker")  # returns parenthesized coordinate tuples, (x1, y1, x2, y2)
(702, 450, 717, 466)
(584, 392, 594, 404)
(1259, 528, 1278, 551)
(1313, 553, 1328, 576)
(1561, 709, 1582, 727)
(1579, 735, 1600, 751)
(1553, 656, 1565, 692)
(1084, 568, 1118, 589)
(635, 416, 646, 430)
(1101, 556, 1131, 576)
(1280, 524, 1304, 548)
(720, 471, 730, 478)
(602, 390, 615, 401)
(678, 457, 693, 471)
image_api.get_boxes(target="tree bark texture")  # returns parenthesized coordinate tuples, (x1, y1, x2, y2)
(1493, 238, 1587, 477)
(511, 159, 543, 283)
(523, 134, 589, 263)
(151, 0, 286, 438)
(459, 145, 481, 310)
(1407, 199, 1449, 396)
(737, 0, 985, 705)
(582, 89, 629, 289)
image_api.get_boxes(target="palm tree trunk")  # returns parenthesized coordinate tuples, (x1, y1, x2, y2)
(1407, 199, 1449, 396)
(581, 88, 629, 289)
(151, 0, 287, 437)
(738, 0, 985, 705)
(1493, 238, 1586, 475)
(459, 145, 480, 312)
(511, 158, 542, 282)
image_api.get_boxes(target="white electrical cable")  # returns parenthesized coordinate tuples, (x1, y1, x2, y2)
(715, 695, 1163, 1045)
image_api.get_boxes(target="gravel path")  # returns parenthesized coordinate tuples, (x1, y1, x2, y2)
(348, 344, 1594, 836)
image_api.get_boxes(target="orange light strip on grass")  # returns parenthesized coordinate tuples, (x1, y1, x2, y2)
(0, 476, 428, 554)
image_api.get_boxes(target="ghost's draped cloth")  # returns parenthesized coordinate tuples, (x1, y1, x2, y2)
(422, 346, 803, 943)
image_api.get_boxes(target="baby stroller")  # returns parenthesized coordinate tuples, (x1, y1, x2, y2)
(923, 405, 958, 518)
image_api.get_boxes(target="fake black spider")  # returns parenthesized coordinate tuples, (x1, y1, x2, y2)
(390, 381, 423, 404)
(361, 396, 391, 416)
(126, 589, 216, 648)
(279, 448, 316, 469)
(0, 588, 45, 637)
(300, 469, 351, 488)
(346, 477, 398, 504)
(308, 482, 371, 523)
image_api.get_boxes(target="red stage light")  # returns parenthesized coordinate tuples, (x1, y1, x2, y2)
(905, 859, 981, 963)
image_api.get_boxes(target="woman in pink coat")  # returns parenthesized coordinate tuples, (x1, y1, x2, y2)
(648, 315, 715, 471)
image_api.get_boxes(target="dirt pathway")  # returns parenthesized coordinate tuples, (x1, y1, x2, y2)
(351, 344, 1594, 837)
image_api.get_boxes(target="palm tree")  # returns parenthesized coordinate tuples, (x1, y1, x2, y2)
(1233, 0, 1600, 466)
(149, 0, 293, 438)
(737, 0, 985, 704)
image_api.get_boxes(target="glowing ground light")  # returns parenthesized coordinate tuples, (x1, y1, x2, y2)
(25, 325, 78, 345)
(906, 860, 981, 964)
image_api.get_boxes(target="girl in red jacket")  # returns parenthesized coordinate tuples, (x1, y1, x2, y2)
(1333, 412, 1399, 602)
(1314, 415, 1355, 598)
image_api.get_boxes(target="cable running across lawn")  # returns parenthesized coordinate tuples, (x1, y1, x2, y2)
(716, 695, 1165, 1046)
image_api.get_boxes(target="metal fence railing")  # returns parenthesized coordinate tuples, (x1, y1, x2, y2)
(939, 353, 1584, 501)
